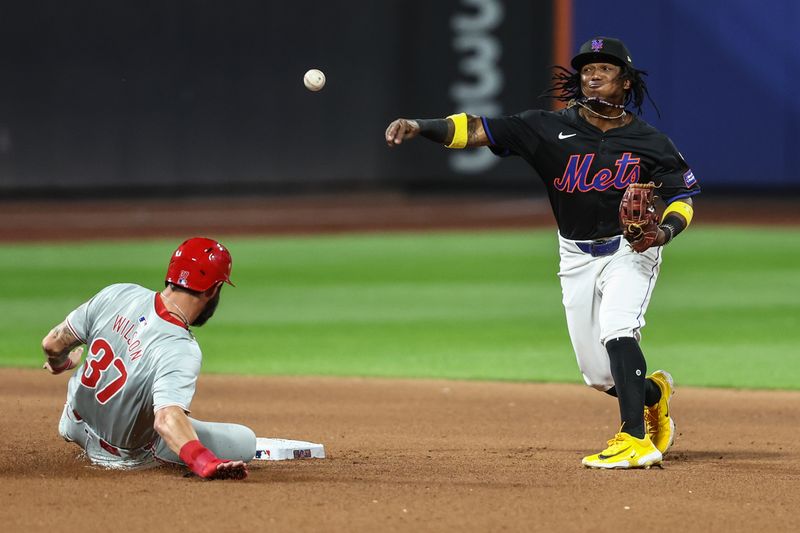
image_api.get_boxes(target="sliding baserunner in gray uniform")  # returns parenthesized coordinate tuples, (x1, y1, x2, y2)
(42, 237, 255, 480)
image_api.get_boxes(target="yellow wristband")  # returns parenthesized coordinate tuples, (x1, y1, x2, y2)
(445, 113, 468, 149)
(662, 200, 694, 226)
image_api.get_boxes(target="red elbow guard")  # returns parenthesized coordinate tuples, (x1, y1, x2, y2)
(179, 439, 223, 478)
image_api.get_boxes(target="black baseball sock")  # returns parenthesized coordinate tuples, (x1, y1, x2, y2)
(644, 379, 662, 407)
(605, 337, 647, 439)
(607, 381, 662, 406)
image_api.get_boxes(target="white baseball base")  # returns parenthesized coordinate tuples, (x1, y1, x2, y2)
(253, 437, 325, 461)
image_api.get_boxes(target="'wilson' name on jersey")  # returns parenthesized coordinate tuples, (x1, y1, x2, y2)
(112, 315, 144, 361)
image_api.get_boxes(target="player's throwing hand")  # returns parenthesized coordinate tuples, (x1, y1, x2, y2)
(385, 118, 420, 147)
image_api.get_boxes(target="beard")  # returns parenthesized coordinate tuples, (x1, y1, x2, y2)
(192, 290, 220, 327)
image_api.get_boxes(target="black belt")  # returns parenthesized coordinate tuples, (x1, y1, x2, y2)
(575, 236, 621, 257)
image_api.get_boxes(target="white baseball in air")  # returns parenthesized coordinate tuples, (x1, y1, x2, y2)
(303, 69, 326, 91)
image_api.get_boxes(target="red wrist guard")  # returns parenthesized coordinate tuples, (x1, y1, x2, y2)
(179, 440, 222, 478)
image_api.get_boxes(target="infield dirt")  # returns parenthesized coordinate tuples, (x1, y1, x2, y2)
(2, 369, 799, 533)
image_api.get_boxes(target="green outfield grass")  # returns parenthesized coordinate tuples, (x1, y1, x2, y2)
(1, 227, 798, 389)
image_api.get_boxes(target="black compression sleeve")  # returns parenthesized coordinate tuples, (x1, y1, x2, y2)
(658, 213, 687, 245)
(415, 118, 450, 144)
(606, 337, 648, 439)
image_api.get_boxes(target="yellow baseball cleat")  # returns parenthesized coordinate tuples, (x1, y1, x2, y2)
(582, 432, 662, 469)
(645, 370, 676, 454)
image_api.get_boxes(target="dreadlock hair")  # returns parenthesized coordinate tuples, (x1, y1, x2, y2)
(542, 63, 660, 117)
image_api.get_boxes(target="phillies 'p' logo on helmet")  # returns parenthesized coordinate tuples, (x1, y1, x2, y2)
(165, 237, 235, 292)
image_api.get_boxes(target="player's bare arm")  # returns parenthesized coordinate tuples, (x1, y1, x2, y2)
(385, 114, 490, 148)
(41, 321, 84, 374)
(155, 405, 248, 480)
(154, 405, 201, 454)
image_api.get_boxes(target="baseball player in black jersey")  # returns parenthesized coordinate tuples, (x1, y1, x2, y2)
(385, 36, 700, 469)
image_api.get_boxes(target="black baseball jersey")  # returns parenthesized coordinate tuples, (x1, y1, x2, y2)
(482, 107, 701, 240)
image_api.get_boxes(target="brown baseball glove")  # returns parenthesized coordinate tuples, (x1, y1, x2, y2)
(619, 183, 660, 253)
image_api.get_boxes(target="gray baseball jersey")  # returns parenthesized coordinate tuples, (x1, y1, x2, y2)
(64, 283, 201, 451)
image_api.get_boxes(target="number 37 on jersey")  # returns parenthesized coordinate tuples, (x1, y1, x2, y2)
(80, 338, 129, 404)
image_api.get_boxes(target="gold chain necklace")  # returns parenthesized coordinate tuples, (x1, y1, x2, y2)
(577, 100, 627, 120)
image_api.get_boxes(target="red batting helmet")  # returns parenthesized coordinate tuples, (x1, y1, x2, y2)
(165, 237, 234, 292)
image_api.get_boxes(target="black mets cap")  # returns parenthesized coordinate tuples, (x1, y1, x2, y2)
(571, 37, 634, 70)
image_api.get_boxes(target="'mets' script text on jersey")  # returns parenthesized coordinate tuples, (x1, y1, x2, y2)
(555, 152, 640, 193)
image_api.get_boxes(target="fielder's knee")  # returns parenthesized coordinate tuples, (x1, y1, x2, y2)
(600, 330, 641, 346)
(581, 372, 614, 392)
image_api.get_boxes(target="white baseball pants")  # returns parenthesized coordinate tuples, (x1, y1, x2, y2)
(557, 233, 662, 390)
